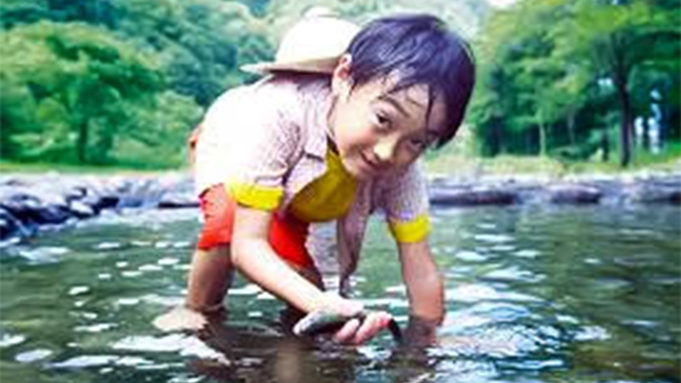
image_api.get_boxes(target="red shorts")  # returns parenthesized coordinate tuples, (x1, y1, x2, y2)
(197, 184, 314, 269)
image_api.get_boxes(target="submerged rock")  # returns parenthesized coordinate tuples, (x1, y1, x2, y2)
(549, 185, 602, 204)
(429, 187, 517, 206)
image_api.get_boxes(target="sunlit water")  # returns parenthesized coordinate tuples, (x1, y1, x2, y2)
(1, 205, 679, 383)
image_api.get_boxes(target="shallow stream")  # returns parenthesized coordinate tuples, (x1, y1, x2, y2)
(1, 205, 679, 382)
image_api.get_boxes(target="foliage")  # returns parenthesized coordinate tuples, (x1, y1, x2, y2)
(1, 0, 676, 170)
(0, 0, 269, 167)
(0, 21, 201, 166)
(0, 0, 488, 169)
(470, 0, 680, 167)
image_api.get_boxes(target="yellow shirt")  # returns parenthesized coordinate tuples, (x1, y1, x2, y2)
(289, 148, 357, 222)
(229, 143, 430, 243)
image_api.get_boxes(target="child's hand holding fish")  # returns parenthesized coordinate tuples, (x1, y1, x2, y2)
(294, 293, 399, 345)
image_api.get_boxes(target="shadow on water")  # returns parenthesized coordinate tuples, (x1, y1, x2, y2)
(0, 205, 679, 382)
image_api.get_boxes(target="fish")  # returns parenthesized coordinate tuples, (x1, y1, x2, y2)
(293, 310, 403, 344)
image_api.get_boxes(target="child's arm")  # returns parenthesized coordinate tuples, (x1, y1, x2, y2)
(231, 205, 330, 312)
(233, 205, 393, 343)
(398, 239, 444, 345)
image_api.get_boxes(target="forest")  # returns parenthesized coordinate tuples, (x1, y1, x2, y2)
(1, 0, 678, 169)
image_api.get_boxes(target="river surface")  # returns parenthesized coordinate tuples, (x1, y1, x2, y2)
(0, 205, 679, 383)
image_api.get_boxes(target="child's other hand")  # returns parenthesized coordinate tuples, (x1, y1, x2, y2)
(403, 315, 440, 347)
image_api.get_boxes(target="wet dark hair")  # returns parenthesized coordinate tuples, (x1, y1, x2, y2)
(346, 14, 475, 149)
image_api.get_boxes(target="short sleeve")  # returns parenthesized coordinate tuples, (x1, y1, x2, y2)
(195, 82, 302, 211)
(377, 162, 431, 243)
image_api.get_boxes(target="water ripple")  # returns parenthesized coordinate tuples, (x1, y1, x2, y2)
(0, 333, 26, 348)
(68, 286, 91, 296)
(573, 325, 610, 341)
(95, 242, 122, 251)
(51, 355, 119, 368)
(447, 284, 542, 303)
(229, 284, 262, 296)
(17, 246, 69, 264)
(74, 323, 117, 333)
(513, 249, 541, 258)
(454, 250, 488, 262)
(138, 264, 163, 272)
(158, 257, 180, 266)
(474, 234, 514, 244)
(116, 297, 141, 306)
(466, 302, 535, 323)
(111, 334, 226, 361)
(50, 355, 156, 369)
(15, 348, 53, 363)
(121, 270, 143, 278)
(483, 266, 543, 283)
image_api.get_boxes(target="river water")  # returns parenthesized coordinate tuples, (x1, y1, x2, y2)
(0, 205, 679, 383)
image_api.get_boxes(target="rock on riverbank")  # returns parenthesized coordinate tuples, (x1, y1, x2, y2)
(0, 172, 194, 242)
(1, 171, 679, 242)
(428, 173, 681, 206)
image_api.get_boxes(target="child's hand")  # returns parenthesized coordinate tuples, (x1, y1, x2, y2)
(403, 315, 438, 347)
(294, 293, 394, 345)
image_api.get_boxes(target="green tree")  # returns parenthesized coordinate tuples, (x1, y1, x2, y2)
(470, 0, 680, 166)
(0, 21, 200, 165)
(109, 0, 272, 106)
(552, 0, 679, 166)
(470, 2, 563, 156)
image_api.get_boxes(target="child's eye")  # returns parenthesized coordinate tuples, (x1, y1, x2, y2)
(409, 138, 430, 152)
(374, 113, 391, 130)
(407, 138, 429, 151)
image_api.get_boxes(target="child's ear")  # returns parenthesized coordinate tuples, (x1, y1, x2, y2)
(331, 54, 353, 100)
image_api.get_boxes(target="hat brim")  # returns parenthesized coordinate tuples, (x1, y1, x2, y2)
(240, 56, 340, 75)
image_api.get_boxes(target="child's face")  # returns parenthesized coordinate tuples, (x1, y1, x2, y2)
(329, 56, 447, 180)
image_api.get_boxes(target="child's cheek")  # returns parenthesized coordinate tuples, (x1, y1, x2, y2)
(395, 150, 419, 169)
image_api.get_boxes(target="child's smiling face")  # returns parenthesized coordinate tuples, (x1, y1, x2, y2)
(328, 55, 447, 180)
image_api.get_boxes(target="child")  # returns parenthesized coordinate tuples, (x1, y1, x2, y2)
(157, 11, 475, 346)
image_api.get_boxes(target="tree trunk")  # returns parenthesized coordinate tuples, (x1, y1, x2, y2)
(538, 122, 547, 156)
(615, 79, 633, 167)
(601, 129, 610, 162)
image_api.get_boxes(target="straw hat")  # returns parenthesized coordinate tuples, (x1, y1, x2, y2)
(241, 7, 360, 75)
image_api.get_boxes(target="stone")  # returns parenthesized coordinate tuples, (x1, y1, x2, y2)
(429, 187, 517, 206)
(157, 191, 199, 209)
(549, 185, 602, 204)
(33, 204, 71, 224)
(68, 200, 96, 218)
(628, 184, 681, 205)
(0, 207, 34, 239)
(0, 193, 43, 223)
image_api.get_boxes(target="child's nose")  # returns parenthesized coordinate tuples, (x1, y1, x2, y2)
(373, 138, 398, 164)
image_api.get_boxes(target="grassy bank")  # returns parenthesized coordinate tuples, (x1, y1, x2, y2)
(2, 143, 679, 178)
(423, 143, 681, 178)
(0, 160, 182, 175)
